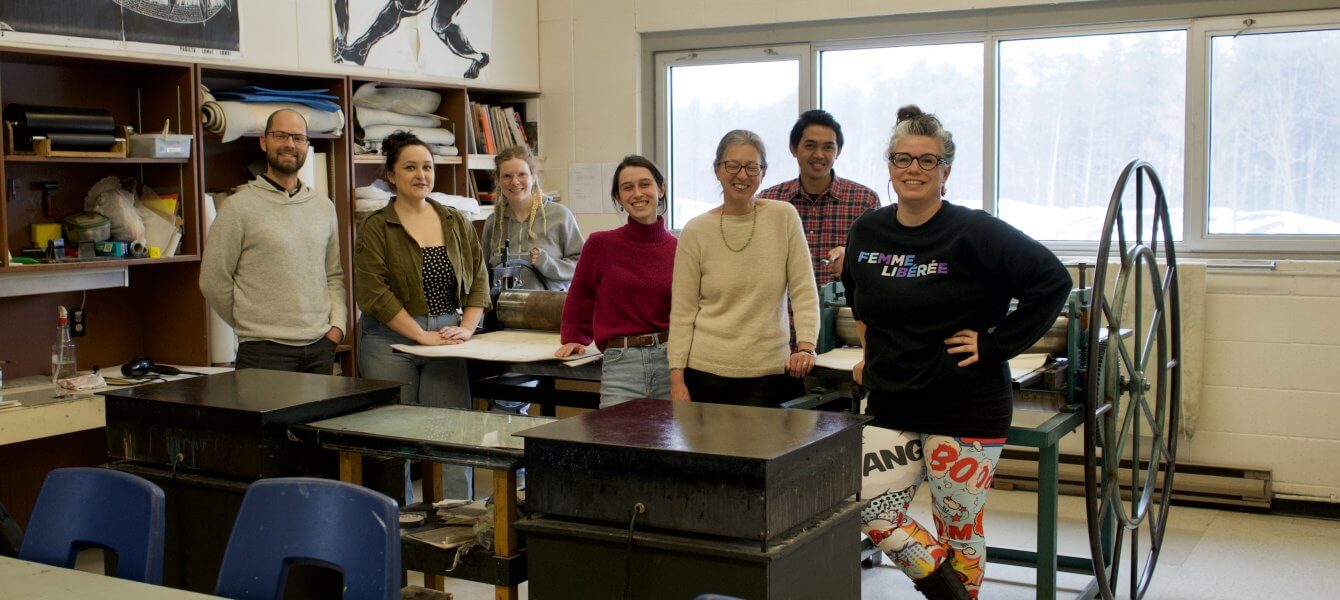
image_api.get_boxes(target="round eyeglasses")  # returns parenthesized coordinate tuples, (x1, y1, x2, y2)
(888, 152, 947, 170)
(716, 161, 764, 176)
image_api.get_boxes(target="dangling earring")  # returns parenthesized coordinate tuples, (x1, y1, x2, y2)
(940, 185, 947, 198)
(886, 180, 895, 205)
(657, 196, 668, 216)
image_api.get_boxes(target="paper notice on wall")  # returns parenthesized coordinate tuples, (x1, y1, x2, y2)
(567, 162, 620, 214)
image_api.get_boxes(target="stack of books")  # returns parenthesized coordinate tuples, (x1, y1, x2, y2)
(467, 101, 533, 154)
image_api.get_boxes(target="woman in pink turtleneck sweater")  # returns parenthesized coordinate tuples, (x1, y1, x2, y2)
(554, 155, 677, 407)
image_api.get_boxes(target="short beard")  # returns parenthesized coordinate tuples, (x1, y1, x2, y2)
(267, 150, 305, 175)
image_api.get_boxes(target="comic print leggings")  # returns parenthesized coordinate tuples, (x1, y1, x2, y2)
(860, 426, 1006, 599)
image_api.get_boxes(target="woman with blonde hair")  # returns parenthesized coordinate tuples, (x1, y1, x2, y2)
(480, 144, 584, 291)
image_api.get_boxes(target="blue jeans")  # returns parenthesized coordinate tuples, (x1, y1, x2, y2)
(600, 342, 671, 408)
(358, 313, 473, 501)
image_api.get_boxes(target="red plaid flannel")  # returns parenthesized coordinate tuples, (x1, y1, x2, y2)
(760, 171, 881, 288)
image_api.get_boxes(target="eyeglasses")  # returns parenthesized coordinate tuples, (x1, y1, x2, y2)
(889, 152, 947, 170)
(717, 161, 764, 176)
(265, 131, 310, 145)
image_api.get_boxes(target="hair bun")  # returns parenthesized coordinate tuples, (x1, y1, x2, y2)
(381, 130, 417, 156)
(896, 105, 924, 123)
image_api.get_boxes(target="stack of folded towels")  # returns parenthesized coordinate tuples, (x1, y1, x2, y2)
(353, 83, 458, 157)
(201, 86, 345, 143)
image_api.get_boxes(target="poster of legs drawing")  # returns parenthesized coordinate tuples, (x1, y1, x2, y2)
(0, 0, 240, 58)
(333, 0, 492, 80)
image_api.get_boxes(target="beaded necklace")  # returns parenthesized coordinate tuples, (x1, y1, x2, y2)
(719, 201, 758, 253)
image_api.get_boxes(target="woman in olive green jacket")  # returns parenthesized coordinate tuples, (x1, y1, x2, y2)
(356, 130, 490, 404)
(355, 130, 490, 501)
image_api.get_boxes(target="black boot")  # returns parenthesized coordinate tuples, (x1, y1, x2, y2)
(912, 560, 972, 600)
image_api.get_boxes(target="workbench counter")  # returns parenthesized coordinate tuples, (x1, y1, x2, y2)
(0, 379, 103, 446)
(0, 367, 233, 446)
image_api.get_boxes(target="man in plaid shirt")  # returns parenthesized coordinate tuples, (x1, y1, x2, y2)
(760, 110, 880, 289)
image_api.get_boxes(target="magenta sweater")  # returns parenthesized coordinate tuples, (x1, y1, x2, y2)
(560, 216, 677, 350)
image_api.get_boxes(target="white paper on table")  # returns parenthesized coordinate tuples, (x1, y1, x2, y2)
(815, 347, 864, 373)
(815, 348, 1050, 382)
(391, 329, 597, 363)
(1008, 353, 1049, 380)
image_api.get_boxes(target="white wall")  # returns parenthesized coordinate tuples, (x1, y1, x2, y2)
(542, 0, 1340, 502)
(0, 0, 538, 90)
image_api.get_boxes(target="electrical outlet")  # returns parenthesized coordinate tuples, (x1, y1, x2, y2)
(70, 307, 86, 337)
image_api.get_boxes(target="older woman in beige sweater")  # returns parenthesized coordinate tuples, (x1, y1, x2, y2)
(668, 129, 819, 407)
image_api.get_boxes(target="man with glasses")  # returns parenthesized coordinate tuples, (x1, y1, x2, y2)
(201, 109, 348, 374)
(759, 109, 880, 288)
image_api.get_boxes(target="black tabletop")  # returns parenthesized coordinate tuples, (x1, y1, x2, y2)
(99, 369, 401, 425)
(515, 398, 870, 460)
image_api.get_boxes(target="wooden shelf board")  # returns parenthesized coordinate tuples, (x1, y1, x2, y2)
(1, 255, 199, 273)
(205, 131, 342, 141)
(354, 155, 462, 166)
(4, 155, 191, 165)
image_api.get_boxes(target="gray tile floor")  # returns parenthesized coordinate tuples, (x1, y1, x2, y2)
(72, 487, 1339, 598)
(406, 488, 1340, 599)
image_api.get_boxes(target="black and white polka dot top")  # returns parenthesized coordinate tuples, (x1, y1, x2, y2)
(421, 246, 460, 315)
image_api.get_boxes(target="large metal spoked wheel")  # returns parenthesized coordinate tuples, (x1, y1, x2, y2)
(1083, 160, 1182, 600)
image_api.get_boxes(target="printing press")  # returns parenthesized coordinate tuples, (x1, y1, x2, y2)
(805, 264, 1095, 413)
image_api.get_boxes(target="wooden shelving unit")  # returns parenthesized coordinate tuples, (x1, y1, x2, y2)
(0, 48, 206, 377)
(0, 51, 540, 382)
(461, 90, 540, 203)
(348, 76, 470, 198)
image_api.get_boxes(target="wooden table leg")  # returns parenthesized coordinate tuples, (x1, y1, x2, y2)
(338, 451, 362, 485)
(421, 461, 442, 505)
(421, 461, 446, 591)
(493, 468, 519, 600)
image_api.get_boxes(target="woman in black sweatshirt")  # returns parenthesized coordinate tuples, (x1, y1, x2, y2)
(841, 106, 1071, 600)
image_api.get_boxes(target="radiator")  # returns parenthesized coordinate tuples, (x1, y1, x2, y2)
(993, 448, 1272, 509)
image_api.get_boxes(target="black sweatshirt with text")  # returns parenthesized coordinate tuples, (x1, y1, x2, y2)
(841, 202, 1071, 438)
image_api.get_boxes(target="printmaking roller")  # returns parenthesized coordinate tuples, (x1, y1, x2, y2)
(494, 289, 566, 332)
(487, 237, 567, 331)
(3, 104, 118, 152)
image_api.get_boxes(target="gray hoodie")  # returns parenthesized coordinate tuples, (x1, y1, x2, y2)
(200, 176, 348, 346)
(480, 198, 584, 291)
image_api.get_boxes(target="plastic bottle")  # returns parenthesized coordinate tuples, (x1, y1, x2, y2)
(52, 306, 77, 385)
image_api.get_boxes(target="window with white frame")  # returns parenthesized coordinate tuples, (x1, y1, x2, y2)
(819, 42, 984, 209)
(1207, 27, 1340, 236)
(660, 48, 805, 230)
(653, 8, 1340, 254)
(997, 30, 1186, 242)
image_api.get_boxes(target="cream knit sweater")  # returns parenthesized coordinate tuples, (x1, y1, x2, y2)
(669, 200, 818, 377)
(200, 177, 347, 346)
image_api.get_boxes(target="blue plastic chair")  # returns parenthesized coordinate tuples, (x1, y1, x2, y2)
(18, 467, 166, 583)
(214, 477, 401, 600)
